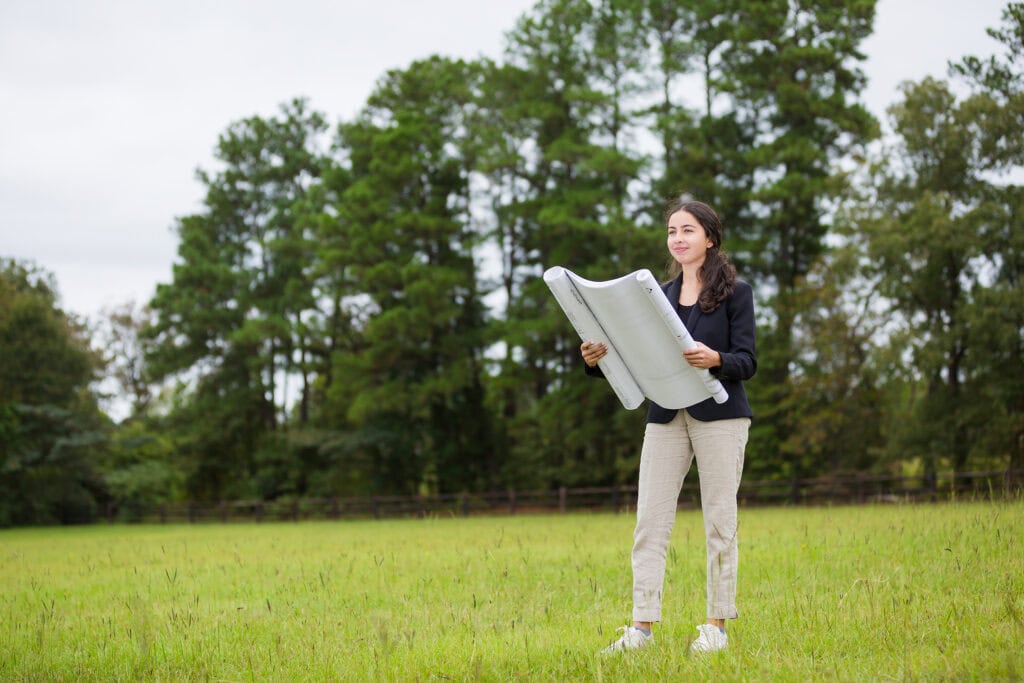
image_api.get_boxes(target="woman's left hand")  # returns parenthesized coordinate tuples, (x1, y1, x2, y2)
(683, 342, 722, 370)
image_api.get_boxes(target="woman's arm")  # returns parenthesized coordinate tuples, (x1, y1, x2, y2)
(711, 281, 757, 381)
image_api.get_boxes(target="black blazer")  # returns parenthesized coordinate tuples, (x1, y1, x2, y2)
(586, 275, 756, 423)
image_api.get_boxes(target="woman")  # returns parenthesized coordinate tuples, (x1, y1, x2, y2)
(583, 198, 756, 654)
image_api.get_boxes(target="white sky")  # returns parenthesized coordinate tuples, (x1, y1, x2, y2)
(0, 0, 1010, 322)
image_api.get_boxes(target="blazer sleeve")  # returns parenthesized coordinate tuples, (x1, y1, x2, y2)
(710, 281, 757, 382)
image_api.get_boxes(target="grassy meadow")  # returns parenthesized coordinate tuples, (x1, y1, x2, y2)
(1, 501, 1022, 681)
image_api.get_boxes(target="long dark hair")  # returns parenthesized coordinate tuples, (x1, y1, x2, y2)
(663, 197, 736, 313)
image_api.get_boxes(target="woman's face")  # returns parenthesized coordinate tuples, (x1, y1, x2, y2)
(667, 210, 713, 268)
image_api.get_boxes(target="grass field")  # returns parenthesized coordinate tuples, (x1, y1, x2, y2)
(1, 501, 1022, 681)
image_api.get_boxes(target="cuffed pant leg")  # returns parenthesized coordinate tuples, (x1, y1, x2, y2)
(632, 412, 692, 623)
(686, 413, 749, 620)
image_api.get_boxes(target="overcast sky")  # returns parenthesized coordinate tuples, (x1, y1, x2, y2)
(0, 0, 1010, 322)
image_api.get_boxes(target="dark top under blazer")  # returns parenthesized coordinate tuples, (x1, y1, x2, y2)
(585, 275, 757, 423)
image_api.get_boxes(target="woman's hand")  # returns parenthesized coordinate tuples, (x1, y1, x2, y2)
(581, 341, 608, 368)
(683, 341, 722, 370)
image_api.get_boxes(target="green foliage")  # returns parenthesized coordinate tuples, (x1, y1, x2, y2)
(950, 3, 1024, 473)
(0, 259, 107, 525)
(145, 99, 330, 499)
(320, 57, 497, 494)
(0, 260, 98, 408)
(719, 0, 879, 287)
(94, 302, 157, 419)
(843, 1, 1024, 475)
(838, 4, 1024, 474)
(101, 419, 181, 521)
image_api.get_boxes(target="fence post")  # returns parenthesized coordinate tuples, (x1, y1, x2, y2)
(159, 504, 166, 524)
(790, 478, 800, 505)
(331, 497, 340, 520)
(559, 486, 567, 513)
(291, 499, 299, 522)
(611, 486, 620, 513)
(372, 497, 380, 520)
(220, 500, 227, 523)
(508, 489, 517, 515)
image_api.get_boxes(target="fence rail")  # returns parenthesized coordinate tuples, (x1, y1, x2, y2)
(105, 469, 1023, 524)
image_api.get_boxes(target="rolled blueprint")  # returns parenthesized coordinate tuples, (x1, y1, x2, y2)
(544, 266, 728, 410)
(543, 267, 646, 409)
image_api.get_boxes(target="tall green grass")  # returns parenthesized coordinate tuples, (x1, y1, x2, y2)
(2, 501, 1021, 681)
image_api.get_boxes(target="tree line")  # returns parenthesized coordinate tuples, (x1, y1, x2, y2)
(2, 0, 1021, 525)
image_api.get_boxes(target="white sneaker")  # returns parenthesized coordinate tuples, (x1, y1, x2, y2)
(600, 625, 653, 654)
(689, 623, 728, 653)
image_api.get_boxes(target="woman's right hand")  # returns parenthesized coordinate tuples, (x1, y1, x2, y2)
(580, 341, 608, 368)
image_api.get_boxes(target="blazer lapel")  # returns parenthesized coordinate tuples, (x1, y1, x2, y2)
(663, 274, 682, 307)
(664, 274, 702, 333)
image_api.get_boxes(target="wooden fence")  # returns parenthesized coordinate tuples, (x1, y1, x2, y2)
(104, 469, 1023, 524)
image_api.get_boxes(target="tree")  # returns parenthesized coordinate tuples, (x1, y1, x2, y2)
(851, 72, 1017, 477)
(146, 99, 329, 499)
(94, 301, 157, 420)
(843, 4, 1024, 480)
(950, 2, 1024, 475)
(320, 57, 497, 495)
(869, 78, 979, 476)
(0, 259, 106, 525)
(101, 418, 181, 521)
(764, 246, 885, 479)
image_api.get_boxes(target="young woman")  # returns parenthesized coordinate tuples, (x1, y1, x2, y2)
(582, 198, 756, 654)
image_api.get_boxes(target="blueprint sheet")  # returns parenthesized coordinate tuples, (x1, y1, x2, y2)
(544, 266, 728, 410)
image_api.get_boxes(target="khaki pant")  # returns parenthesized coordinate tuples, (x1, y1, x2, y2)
(632, 410, 750, 623)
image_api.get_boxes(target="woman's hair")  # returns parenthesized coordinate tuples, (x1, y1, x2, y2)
(663, 196, 736, 313)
